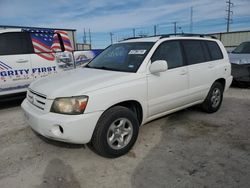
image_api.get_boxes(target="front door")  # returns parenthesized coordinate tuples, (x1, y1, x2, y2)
(147, 40, 189, 117)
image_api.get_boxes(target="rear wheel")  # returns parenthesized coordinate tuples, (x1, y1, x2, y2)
(91, 106, 139, 158)
(201, 82, 224, 113)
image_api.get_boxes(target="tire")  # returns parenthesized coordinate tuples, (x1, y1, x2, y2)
(201, 82, 224, 113)
(91, 106, 139, 158)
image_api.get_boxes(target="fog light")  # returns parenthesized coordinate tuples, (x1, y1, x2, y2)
(51, 125, 64, 136)
(59, 125, 64, 133)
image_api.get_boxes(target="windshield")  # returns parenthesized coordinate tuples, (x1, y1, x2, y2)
(86, 42, 154, 72)
(232, 42, 250, 54)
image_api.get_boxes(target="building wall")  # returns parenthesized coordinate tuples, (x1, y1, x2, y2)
(211, 30, 250, 52)
(76, 43, 91, 50)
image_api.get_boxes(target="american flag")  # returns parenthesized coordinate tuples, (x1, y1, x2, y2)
(22, 28, 73, 61)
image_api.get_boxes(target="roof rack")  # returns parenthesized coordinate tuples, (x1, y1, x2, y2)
(121, 36, 145, 41)
(159, 33, 217, 39)
(122, 33, 217, 41)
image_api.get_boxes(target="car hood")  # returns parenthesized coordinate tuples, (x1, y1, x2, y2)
(29, 68, 138, 99)
(229, 53, 250, 65)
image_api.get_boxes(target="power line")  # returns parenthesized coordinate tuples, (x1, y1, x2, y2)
(226, 0, 233, 32)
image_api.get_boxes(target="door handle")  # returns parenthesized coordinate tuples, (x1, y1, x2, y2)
(208, 63, 215, 68)
(16, 59, 29, 63)
(180, 69, 188, 75)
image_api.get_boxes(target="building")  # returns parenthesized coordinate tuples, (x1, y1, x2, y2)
(211, 30, 250, 52)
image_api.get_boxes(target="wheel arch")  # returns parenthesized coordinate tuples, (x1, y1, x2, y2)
(107, 100, 143, 125)
(214, 78, 226, 91)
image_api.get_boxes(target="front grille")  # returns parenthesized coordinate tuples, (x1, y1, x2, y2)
(27, 89, 47, 110)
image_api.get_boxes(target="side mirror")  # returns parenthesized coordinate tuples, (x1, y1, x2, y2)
(55, 33, 65, 52)
(149, 60, 168, 74)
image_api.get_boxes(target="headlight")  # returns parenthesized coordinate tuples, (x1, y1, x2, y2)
(51, 96, 88, 115)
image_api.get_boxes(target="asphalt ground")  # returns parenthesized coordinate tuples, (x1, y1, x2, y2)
(0, 87, 249, 188)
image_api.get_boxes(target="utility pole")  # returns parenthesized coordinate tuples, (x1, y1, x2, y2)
(226, 0, 233, 32)
(110, 32, 114, 44)
(154, 25, 157, 36)
(190, 7, 193, 33)
(173, 22, 177, 34)
(132, 28, 136, 37)
(88, 28, 92, 49)
(83, 28, 87, 44)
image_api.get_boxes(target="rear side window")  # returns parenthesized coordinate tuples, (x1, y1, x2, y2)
(151, 41, 184, 69)
(206, 41, 223, 60)
(0, 32, 33, 55)
(182, 40, 207, 65)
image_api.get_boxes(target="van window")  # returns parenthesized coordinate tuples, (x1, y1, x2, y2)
(0, 32, 33, 55)
(206, 41, 223, 60)
(151, 41, 184, 69)
(182, 40, 207, 65)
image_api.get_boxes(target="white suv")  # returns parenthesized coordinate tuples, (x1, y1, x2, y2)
(22, 35, 232, 158)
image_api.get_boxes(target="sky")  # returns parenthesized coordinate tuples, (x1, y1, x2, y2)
(0, 0, 250, 49)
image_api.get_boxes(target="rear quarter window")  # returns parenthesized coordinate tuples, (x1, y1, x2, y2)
(206, 41, 223, 60)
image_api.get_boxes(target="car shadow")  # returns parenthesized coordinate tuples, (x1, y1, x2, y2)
(0, 93, 26, 110)
(33, 131, 86, 149)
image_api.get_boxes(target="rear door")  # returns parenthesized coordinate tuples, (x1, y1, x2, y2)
(147, 40, 189, 117)
(0, 32, 33, 95)
(182, 40, 216, 102)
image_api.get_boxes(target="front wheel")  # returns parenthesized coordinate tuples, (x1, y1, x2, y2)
(91, 106, 139, 158)
(201, 82, 224, 113)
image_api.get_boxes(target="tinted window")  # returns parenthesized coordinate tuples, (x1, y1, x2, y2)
(232, 42, 250, 54)
(0, 32, 33, 55)
(201, 41, 211, 61)
(151, 41, 184, 69)
(206, 41, 223, 60)
(182, 40, 206, 65)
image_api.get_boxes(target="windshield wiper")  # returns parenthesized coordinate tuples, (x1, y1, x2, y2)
(88, 66, 121, 72)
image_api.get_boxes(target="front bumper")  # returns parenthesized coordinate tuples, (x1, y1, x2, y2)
(231, 63, 250, 82)
(21, 99, 103, 144)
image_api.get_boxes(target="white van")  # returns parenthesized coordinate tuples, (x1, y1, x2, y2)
(0, 28, 71, 97)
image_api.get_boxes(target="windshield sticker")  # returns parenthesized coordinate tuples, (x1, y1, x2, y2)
(128, 50, 147, 55)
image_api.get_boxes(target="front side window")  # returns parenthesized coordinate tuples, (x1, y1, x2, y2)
(182, 40, 207, 65)
(151, 41, 184, 69)
(87, 42, 154, 72)
(232, 42, 250, 54)
(0, 32, 33, 55)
